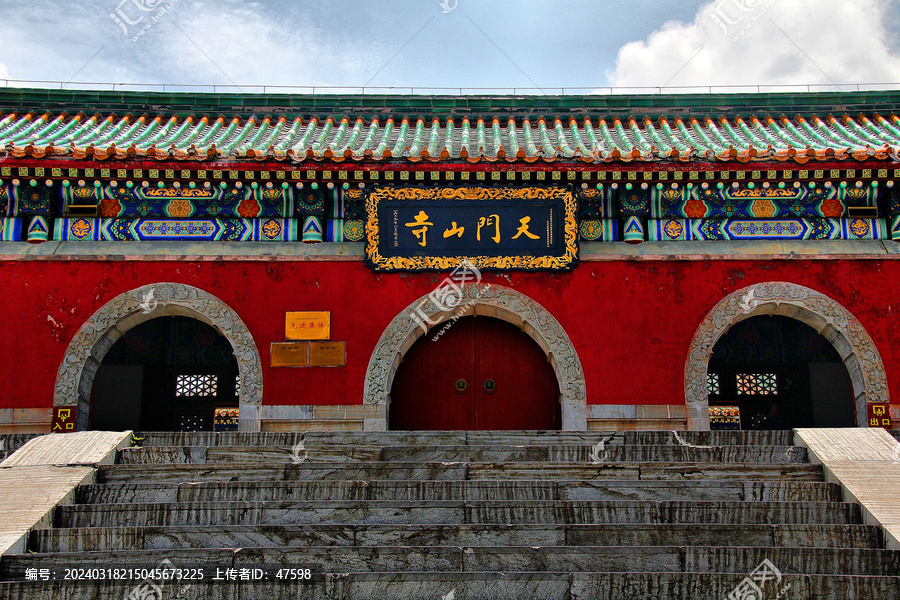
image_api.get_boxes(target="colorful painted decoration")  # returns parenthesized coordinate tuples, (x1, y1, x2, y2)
(622, 215, 645, 243)
(651, 184, 866, 219)
(26, 215, 50, 243)
(342, 187, 366, 220)
(0, 217, 22, 241)
(618, 187, 651, 216)
(342, 219, 365, 242)
(578, 219, 617, 242)
(8, 181, 56, 216)
(327, 218, 344, 242)
(98, 183, 294, 219)
(302, 215, 323, 243)
(297, 188, 325, 216)
(650, 218, 886, 241)
(54, 218, 298, 241)
(576, 187, 612, 220)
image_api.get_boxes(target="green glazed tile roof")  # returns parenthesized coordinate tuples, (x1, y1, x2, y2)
(2, 87, 900, 165)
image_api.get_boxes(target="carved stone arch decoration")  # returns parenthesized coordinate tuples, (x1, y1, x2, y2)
(685, 281, 888, 431)
(363, 283, 588, 431)
(54, 283, 263, 431)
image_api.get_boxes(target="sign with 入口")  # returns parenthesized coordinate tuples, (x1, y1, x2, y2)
(51, 407, 76, 432)
(286, 312, 330, 341)
(365, 186, 578, 271)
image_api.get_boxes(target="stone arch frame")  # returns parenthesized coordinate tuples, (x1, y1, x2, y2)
(363, 283, 588, 431)
(685, 282, 889, 431)
(54, 283, 263, 432)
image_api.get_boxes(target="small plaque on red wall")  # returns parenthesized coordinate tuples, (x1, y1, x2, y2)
(309, 341, 346, 367)
(51, 407, 77, 432)
(866, 403, 892, 429)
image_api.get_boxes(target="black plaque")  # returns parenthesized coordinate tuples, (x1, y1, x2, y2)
(365, 186, 578, 271)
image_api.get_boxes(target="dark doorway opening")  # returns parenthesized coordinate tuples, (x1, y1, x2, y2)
(708, 315, 855, 430)
(390, 316, 560, 431)
(91, 316, 239, 432)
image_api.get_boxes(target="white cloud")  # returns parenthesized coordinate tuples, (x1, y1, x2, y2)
(607, 0, 900, 90)
(135, 1, 374, 87)
(0, 0, 377, 89)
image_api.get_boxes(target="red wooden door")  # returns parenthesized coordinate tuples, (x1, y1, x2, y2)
(389, 317, 559, 430)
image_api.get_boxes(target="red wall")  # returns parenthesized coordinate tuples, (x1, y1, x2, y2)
(1, 257, 897, 409)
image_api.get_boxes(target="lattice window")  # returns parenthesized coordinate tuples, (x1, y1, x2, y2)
(175, 374, 218, 397)
(707, 373, 720, 395)
(736, 373, 777, 395)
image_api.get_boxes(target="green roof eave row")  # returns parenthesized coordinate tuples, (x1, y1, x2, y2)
(3, 87, 900, 121)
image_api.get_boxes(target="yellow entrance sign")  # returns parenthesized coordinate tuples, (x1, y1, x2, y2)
(286, 312, 330, 340)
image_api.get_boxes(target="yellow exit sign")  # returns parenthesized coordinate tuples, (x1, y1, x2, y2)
(286, 311, 330, 340)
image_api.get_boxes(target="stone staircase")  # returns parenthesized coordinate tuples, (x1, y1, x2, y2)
(1, 430, 898, 598)
(0, 435, 39, 462)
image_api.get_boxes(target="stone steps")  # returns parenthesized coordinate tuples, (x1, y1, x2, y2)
(134, 430, 795, 447)
(0, 434, 40, 462)
(4, 545, 899, 577)
(28, 523, 883, 553)
(97, 461, 826, 483)
(1, 572, 898, 600)
(55, 500, 861, 528)
(117, 444, 807, 464)
(0, 429, 891, 599)
(75, 479, 842, 504)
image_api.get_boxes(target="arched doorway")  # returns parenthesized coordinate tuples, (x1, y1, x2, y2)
(92, 317, 240, 432)
(707, 315, 855, 430)
(390, 316, 560, 430)
(364, 284, 588, 431)
(685, 282, 889, 431)
(54, 283, 263, 431)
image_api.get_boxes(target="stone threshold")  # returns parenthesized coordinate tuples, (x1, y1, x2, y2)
(247, 404, 688, 433)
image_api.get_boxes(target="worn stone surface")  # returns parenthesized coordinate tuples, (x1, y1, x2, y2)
(0, 431, 131, 467)
(56, 499, 859, 529)
(2, 429, 896, 597)
(0, 466, 95, 555)
(796, 427, 900, 550)
(3, 572, 898, 600)
(28, 523, 882, 554)
(0, 435, 40, 461)
(0, 431, 136, 556)
(74, 479, 839, 505)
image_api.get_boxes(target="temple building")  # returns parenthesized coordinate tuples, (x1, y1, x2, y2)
(1, 87, 899, 435)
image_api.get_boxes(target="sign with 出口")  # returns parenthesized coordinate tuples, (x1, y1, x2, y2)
(365, 186, 579, 271)
(867, 403, 892, 429)
(286, 312, 330, 340)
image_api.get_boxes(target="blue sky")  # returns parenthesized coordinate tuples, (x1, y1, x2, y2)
(1, 0, 899, 92)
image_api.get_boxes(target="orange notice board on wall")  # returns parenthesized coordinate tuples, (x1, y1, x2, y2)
(286, 312, 330, 340)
